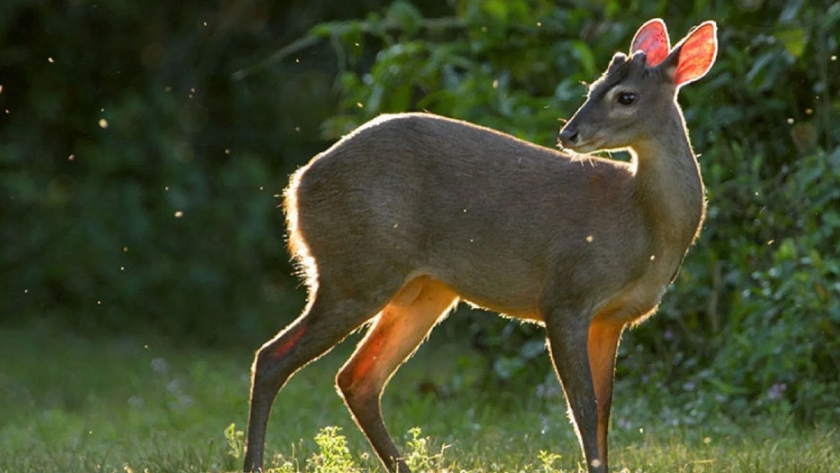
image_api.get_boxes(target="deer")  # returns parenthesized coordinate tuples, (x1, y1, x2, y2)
(243, 18, 718, 473)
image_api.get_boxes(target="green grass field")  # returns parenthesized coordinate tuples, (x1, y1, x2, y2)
(0, 321, 837, 472)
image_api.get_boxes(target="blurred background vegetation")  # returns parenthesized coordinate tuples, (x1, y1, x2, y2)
(1, 0, 838, 425)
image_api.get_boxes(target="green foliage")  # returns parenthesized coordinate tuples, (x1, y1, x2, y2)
(307, 426, 361, 473)
(225, 422, 246, 461)
(537, 450, 564, 473)
(2, 0, 839, 428)
(320, 0, 630, 146)
(696, 149, 840, 422)
(0, 0, 359, 341)
(310, 0, 840, 422)
(403, 427, 446, 471)
(221, 422, 445, 472)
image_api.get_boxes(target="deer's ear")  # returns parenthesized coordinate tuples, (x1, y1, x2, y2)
(671, 21, 718, 86)
(630, 19, 670, 67)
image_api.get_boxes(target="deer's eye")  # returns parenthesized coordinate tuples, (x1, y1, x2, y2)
(616, 92, 636, 105)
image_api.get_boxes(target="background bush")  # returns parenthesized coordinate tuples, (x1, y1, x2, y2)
(1, 0, 837, 421)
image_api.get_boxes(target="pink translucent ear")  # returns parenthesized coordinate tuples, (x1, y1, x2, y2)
(630, 19, 671, 67)
(673, 21, 718, 86)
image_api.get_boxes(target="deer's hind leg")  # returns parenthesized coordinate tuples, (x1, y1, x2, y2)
(244, 275, 403, 472)
(337, 277, 458, 473)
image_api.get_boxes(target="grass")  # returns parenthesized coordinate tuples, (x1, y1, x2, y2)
(0, 321, 837, 472)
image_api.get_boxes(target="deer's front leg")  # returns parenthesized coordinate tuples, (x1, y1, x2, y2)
(544, 310, 604, 473)
(588, 318, 626, 470)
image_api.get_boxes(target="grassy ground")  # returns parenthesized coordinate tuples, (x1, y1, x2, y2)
(0, 321, 837, 472)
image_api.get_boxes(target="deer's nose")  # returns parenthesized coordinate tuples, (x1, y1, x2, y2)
(558, 127, 579, 148)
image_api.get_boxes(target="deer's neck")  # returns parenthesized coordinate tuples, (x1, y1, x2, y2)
(629, 112, 705, 252)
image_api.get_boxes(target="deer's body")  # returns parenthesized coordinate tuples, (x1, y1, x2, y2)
(244, 19, 718, 473)
(291, 112, 700, 324)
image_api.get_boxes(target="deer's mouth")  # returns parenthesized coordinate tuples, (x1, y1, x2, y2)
(560, 136, 606, 154)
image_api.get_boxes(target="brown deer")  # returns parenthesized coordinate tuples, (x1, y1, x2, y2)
(243, 18, 718, 473)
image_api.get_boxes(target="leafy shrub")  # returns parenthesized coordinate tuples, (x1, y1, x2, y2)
(0, 0, 350, 342)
